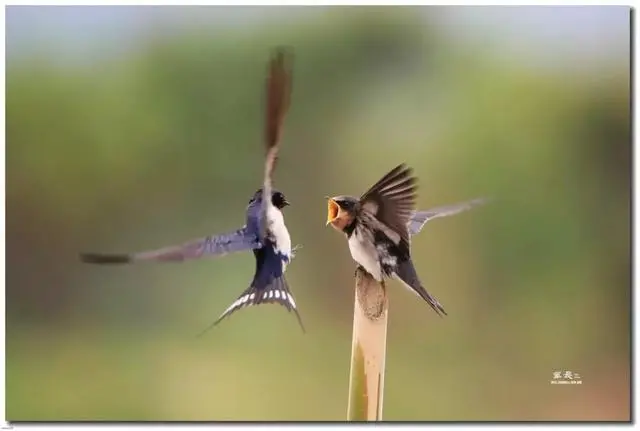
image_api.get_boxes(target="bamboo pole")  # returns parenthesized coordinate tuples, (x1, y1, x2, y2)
(347, 267, 388, 421)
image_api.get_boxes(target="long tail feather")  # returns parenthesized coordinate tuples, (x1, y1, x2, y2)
(394, 260, 447, 317)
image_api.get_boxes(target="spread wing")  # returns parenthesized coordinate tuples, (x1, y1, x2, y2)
(408, 198, 489, 236)
(359, 163, 418, 251)
(261, 47, 294, 240)
(80, 227, 260, 264)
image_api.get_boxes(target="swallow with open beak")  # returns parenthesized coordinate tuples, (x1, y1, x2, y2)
(80, 47, 304, 333)
(326, 163, 486, 316)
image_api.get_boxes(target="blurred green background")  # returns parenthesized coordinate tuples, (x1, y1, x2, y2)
(6, 6, 630, 421)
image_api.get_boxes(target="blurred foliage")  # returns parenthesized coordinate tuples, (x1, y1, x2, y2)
(6, 7, 630, 421)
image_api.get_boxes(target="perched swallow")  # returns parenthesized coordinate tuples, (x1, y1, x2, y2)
(326, 164, 486, 317)
(81, 47, 304, 333)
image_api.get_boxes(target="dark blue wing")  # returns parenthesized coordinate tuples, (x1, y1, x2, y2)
(80, 227, 260, 264)
(260, 48, 293, 241)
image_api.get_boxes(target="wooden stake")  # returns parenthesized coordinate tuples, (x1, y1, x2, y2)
(347, 267, 388, 421)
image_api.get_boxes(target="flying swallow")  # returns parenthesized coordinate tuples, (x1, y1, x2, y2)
(326, 163, 486, 317)
(80, 47, 304, 333)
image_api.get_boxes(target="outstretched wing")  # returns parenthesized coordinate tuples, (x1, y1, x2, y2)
(80, 227, 260, 264)
(407, 198, 489, 236)
(261, 47, 294, 239)
(359, 163, 418, 251)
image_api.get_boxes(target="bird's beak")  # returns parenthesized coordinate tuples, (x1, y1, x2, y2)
(326, 198, 339, 226)
(283, 199, 291, 207)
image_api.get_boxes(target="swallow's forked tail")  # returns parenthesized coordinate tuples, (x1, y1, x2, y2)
(197, 275, 305, 337)
(394, 260, 447, 317)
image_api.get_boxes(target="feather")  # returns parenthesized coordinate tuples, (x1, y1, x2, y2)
(80, 227, 260, 264)
(359, 163, 418, 252)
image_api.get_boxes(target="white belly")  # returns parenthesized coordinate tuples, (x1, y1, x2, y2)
(266, 205, 292, 266)
(348, 230, 383, 281)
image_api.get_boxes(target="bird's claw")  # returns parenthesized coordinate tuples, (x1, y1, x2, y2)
(354, 265, 365, 278)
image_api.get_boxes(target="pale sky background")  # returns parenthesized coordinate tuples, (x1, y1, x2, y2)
(6, 6, 630, 71)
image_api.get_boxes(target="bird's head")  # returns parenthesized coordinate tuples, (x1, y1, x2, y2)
(271, 190, 290, 210)
(326, 195, 359, 231)
(251, 188, 290, 210)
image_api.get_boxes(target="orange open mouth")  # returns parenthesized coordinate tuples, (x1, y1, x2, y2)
(326, 199, 339, 225)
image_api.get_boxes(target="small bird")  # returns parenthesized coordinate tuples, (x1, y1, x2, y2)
(326, 163, 486, 316)
(80, 47, 304, 333)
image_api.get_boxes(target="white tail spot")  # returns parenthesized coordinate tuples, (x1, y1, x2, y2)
(249, 293, 255, 300)
(287, 293, 297, 308)
(274, 290, 280, 299)
(263, 291, 269, 299)
(268, 290, 274, 298)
